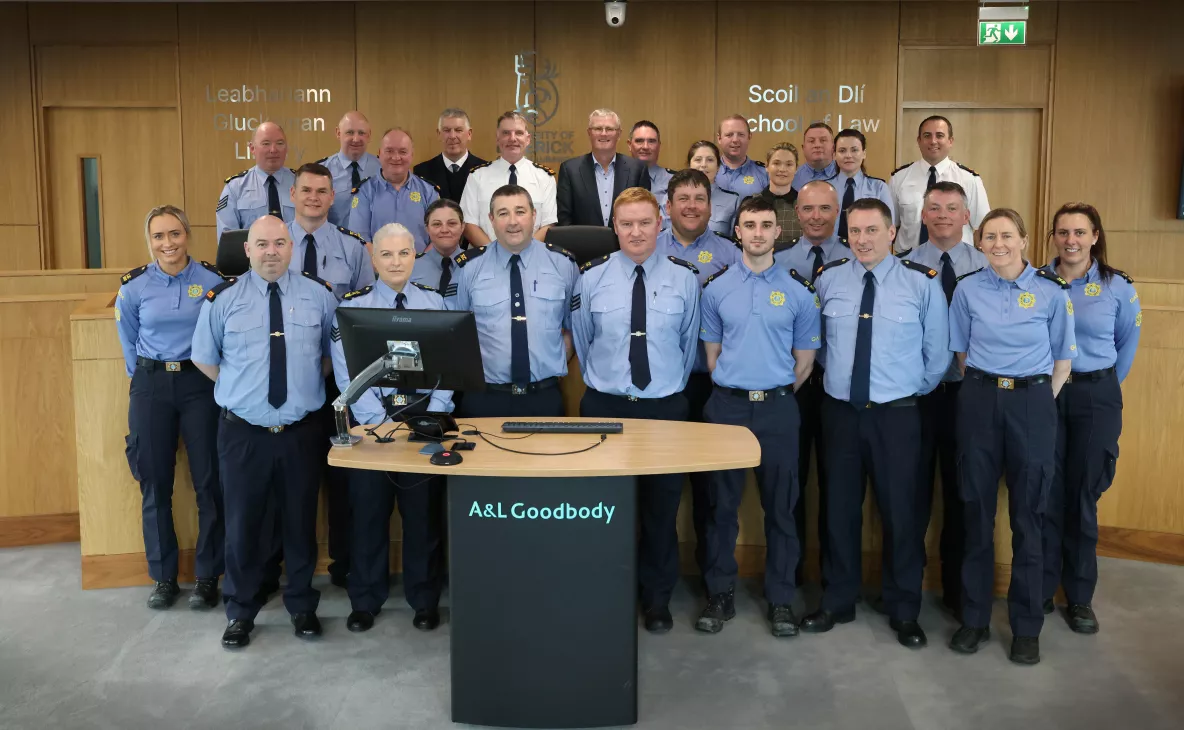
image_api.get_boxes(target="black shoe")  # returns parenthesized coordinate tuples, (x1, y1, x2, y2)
(1010, 636, 1040, 665)
(695, 588, 736, 634)
(189, 578, 219, 610)
(799, 607, 855, 633)
(1066, 604, 1099, 634)
(346, 610, 376, 633)
(147, 580, 180, 610)
(949, 625, 990, 654)
(643, 606, 673, 634)
(413, 608, 440, 631)
(221, 619, 253, 649)
(890, 619, 928, 649)
(291, 612, 323, 639)
(1043, 598, 1055, 615)
(255, 580, 280, 606)
(768, 604, 799, 638)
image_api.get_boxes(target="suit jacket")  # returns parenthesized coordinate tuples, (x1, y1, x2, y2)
(556, 153, 651, 227)
(413, 153, 488, 203)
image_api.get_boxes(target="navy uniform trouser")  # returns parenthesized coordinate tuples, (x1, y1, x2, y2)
(917, 381, 964, 608)
(320, 376, 350, 579)
(349, 470, 444, 613)
(457, 383, 565, 419)
(581, 388, 688, 611)
(125, 365, 223, 583)
(684, 371, 714, 573)
(1042, 371, 1122, 606)
(957, 375, 1057, 637)
(701, 388, 800, 605)
(793, 365, 828, 583)
(219, 413, 323, 622)
(820, 394, 924, 622)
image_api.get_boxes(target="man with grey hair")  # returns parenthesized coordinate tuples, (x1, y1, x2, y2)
(556, 108, 651, 226)
(414, 108, 488, 204)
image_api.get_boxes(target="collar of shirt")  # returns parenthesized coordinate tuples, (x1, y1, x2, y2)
(246, 269, 290, 297)
(861, 253, 898, 284)
(1055, 258, 1100, 286)
(660, 228, 726, 253)
(291, 219, 342, 258)
(984, 262, 1038, 291)
(721, 157, 757, 174)
(737, 258, 781, 282)
(762, 187, 795, 202)
(593, 155, 617, 175)
(832, 170, 864, 187)
(492, 239, 541, 270)
(373, 278, 422, 306)
(379, 172, 413, 192)
(335, 150, 363, 169)
(808, 162, 839, 180)
(148, 257, 196, 283)
(614, 249, 659, 280)
(931, 157, 955, 176)
(423, 245, 462, 264)
(493, 156, 530, 172)
(443, 152, 469, 169)
(800, 233, 845, 253)
(252, 165, 286, 185)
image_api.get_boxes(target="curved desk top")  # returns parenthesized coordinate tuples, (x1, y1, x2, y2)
(327, 417, 761, 477)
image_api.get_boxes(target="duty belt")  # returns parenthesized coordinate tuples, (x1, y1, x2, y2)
(221, 408, 312, 434)
(137, 356, 194, 373)
(485, 377, 560, 395)
(965, 367, 1051, 389)
(718, 385, 794, 401)
(1067, 366, 1116, 383)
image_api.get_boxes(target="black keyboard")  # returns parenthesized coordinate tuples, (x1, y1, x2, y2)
(501, 421, 624, 434)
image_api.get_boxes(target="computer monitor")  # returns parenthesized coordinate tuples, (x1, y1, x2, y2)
(336, 307, 486, 392)
(216, 229, 250, 277)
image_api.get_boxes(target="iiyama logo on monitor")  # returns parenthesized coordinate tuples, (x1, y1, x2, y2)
(390, 315, 412, 323)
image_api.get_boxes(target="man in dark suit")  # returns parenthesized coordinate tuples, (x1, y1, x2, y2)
(413, 108, 488, 203)
(556, 108, 651, 227)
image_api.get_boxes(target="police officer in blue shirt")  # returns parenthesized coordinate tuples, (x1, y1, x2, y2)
(948, 208, 1076, 665)
(572, 187, 701, 634)
(799, 199, 949, 650)
(791, 123, 838, 192)
(687, 141, 741, 238)
(696, 196, 820, 638)
(444, 184, 579, 418)
(627, 120, 675, 229)
(216, 122, 295, 241)
(715, 115, 768, 199)
(1041, 203, 1141, 636)
(316, 111, 381, 226)
(832, 130, 896, 241)
(894, 181, 986, 617)
(330, 223, 452, 634)
(411, 199, 466, 291)
(348, 128, 440, 251)
(191, 215, 339, 649)
(116, 205, 225, 611)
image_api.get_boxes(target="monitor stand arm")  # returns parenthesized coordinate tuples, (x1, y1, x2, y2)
(330, 340, 423, 447)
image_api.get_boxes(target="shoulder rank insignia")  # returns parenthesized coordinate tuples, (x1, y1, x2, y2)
(1113, 268, 1134, 284)
(956, 162, 980, 177)
(350, 176, 372, 196)
(337, 226, 369, 245)
(1034, 267, 1070, 289)
(866, 175, 886, 184)
(789, 269, 815, 292)
(956, 267, 983, 282)
(754, 159, 766, 168)
(891, 163, 911, 176)
(302, 271, 334, 292)
(817, 258, 849, 277)
(900, 260, 938, 278)
(715, 186, 739, 197)
(313, 155, 329, 164)
(412, 281, 438, 293)
(342, 285, 373, 301)
(580, 254, 611, 274)
(224, 168, 250, 184)
(120, 264, 148, 285)
(455, 245, 488, 268)
(205, 277, 239, 301)
(531, 160, 557, 177)
(198, 260, 224, 277)
(545, 242, 578, 263)
(415, 250, 426, 259)
(468, 160, 492, 173)
(668, 256, 699, 275)
(664, 167, 677, 174)
(895, 248, 913, 259)
(703, 265, 729, 288)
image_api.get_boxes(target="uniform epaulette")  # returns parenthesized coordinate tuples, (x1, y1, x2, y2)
(733, 240, 743, 251)
(412, 281, 438, 293)
(302, 271, 334, 292)
(531, 160, 556, 177)
(664, 167, 677, 174)
(702, 265, 729, 288)
(956, 162, 980, 177)
(313, 156, 329, 165)
(468, 160, 492, 173)
(224, 168, 250, 184)
(205, 277, 239, 301)
(1113, 268, 1134, 284)
(1034, 267, 1070, 289)
(754, 160, 766, 168)
(895, 248, 913, 259)
(337, 226, 369, 245)
(415, 250, 426, 259)
(580, 254, 611, 274)
(120, 264, 148, 285)
(891, 163, 910, 176)
(867, 175, 886, 183)
(342, 285, 373, 301)
(198, 260, 223, 277)
(715, 186, 740, 197)
(900, 259, 938, 278)
(545, 242, 577, 263)
(455, 245, 487, 268)
(817, 258, 849, 277)
(350, 176, 372, 195)
(956, 268, 983, 282)
(668, 256, 699, 275)
(789, 269, 815, 292)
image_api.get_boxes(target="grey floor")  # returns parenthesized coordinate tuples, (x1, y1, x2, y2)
(2, 544, 1183, 730)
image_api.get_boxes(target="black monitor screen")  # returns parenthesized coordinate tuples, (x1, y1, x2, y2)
(336, 307, 486, 392)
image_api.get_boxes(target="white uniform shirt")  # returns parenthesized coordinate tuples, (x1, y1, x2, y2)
(890, 157, 989, 253)
(460, 156, 558, 242)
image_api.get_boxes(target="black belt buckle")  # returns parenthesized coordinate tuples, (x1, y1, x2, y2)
(511, 384, 528, 396)
(748, 390, 766, 402)
(392, 394, 409, 406)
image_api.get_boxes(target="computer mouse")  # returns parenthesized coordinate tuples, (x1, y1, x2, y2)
(430, 450, 463, 466)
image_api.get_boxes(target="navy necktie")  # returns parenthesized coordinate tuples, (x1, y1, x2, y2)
(349, 161, 361, 189)
(940, 251, 956, 305)
(266, 175, 282, 219)
(267, 281, 287, 409)
(438, 256, 453, 293)
(810, 246, 825, 283)
(394, 293, 415, 396)
(302, 234, 317, 277)
(630, 264, 652, 391)
(508, 164, 518, 186)
(450, 163, 460, 173)
(850, 271, 875, 409)
(838, 177, 855, 241)
(509, 254, 530, 386)
(920, 166, 937, 244)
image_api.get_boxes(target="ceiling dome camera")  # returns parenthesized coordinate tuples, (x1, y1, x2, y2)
(605, 1, 627, 28)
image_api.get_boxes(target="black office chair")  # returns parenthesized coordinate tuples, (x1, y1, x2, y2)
(542, 225, 619, 266)
(215, 229, 250, 277)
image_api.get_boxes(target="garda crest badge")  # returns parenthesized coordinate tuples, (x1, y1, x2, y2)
(743, 175, 755, 185)
(1136, 311, 1143, 327)
(114, 305, 121, 322)
(1018, 292, 1035, 309)
(351, 196, 359, 209)
(770, 291, 786, 306)
(814, 294, 821, 309)
(1085, 283, 1102, 297)
(697, 250, 713, 264)
(188, 284, 203, 298)
(1066, 299, 1074, 315)
(410, 191, 422, 203)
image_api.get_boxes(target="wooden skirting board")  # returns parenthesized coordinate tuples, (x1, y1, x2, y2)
(0, 513, 80, 548)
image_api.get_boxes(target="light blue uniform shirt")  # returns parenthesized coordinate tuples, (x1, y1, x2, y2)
(700, 261, 821, 390)
(792, 161, 838, 192)
(1041, 260, 1141, 381)
(319, 151, 381, 226)
(817, 255, 950, 402)
(949, 263, 1077, 378)
(594, 158, 616, 226)
(287, 219, 375, 301)
(572, 250, 701, 398)
(901, 240, 987, 381)
(410, 246, 464, 290)
(658, 229, 740, 373)
(330, 279, 453, 424)
(716, 158, 768, 199)
(347, 173, 440, 251)
(191, 269, 338, 427)
(832, 171, 896, 222)
(774, 234, 849, 279)
(648, 164, 675, 229)
(709, 184, 740, 239)
(115, 258, 225, 377)
(216, 166, 296, 241)
(444, 240, 579, 384)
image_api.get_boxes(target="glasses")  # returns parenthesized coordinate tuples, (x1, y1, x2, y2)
(589, 126, 620, 134)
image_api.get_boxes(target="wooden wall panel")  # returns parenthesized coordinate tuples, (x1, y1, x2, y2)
(0, 4, 40, 228)
(356, 2, 532, 166)
(38, 46, 178, 108)
(0, 269, 123, 296)
(900, 1, 1058, 45)
(28, 2, 178, 45)
(900, 47, 1051, 107)
(535, 1, 717, 171)
(716, 2, 900, 179)
(0, 227, 43, 271)
(178, 3, 357, 226)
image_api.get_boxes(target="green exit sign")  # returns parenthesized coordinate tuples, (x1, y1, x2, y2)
(979, 20, 1027, 46)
